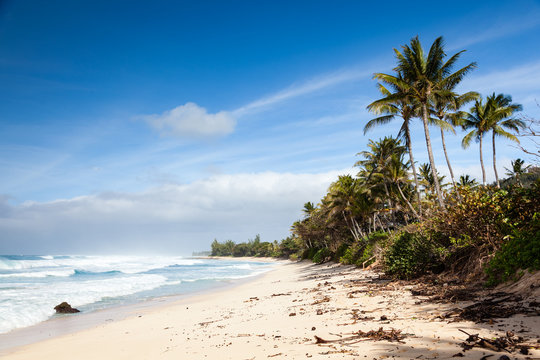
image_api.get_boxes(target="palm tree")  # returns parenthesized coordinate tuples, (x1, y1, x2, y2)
(462, 94, 524, 186)
(366, 81, 423, 216)
(458, 174, 478, 187)
(385, 152, 420, 219)
(374, 36, 477, 208)
(302, 202, 316, 217)
(356, 137, 409, 228)
(505, 158, 530, 187)
(462, 98, 491, 185)
(431, 91, 479, 192)
(326, 175, 365, 242)
(485, 93, 524, 188)
(418, 163, 446, 197)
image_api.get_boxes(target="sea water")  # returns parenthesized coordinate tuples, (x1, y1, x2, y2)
(0, 255, 274, 334)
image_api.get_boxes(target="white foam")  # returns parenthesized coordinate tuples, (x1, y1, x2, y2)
(0, 269, 75, 278)
(0, 274, 167, 334)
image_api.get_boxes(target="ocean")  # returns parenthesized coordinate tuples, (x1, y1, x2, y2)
(0, 255, 275, 334)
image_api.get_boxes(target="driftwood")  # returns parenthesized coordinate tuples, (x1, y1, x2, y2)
(459, 328, 537, 355)
(315, 327, 406, 346)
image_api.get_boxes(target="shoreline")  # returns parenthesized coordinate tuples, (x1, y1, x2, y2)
(3, 260, 539, 359)
(0, 257, 282, 355)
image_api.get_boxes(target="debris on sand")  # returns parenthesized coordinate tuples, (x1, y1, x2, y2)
(459, 328, 538, 354)
(314, 327, 406, 346)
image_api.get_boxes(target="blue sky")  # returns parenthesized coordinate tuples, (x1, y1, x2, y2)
(1, 0, 539, 254)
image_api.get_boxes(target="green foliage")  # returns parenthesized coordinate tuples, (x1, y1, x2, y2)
(339, 231, 387, 266)
(384, 230, 440, 279)
(312, 248, 331, 264)
(485, 212, 540, 285)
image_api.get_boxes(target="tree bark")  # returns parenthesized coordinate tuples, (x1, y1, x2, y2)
(441, 128, 458, 192)
(479, 135, 486, 186)
(405, 126, 422, 217)
(492, 131, 500, 188)
(422, 103, 445, 208)
(397, 182, 420, 220)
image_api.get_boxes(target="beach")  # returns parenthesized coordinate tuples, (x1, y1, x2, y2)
(2, 260, 539, 359)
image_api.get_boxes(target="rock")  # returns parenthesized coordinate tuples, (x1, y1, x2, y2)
(54, 302, 80, 314)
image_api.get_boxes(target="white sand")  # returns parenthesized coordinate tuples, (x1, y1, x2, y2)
(3, 261, 539, 359)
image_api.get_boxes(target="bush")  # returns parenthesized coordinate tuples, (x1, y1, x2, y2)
(384, 230, 439, 279)
(302, 247, 319, 260)
(485, 213, 540, 285)
(356, 243, 375, 267)
(312, 248, 331, 264)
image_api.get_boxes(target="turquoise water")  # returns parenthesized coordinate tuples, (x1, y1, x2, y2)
(0, 255, 274, 334)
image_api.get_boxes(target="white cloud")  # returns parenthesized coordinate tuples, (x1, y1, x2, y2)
(144, 102, 236, 138)
(0, 170, 346, 255)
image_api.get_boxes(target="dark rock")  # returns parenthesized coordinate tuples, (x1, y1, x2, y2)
(54, 302, 80, 314)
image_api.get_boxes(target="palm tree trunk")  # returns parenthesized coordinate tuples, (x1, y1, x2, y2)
(440, 128, 458, 192)
(422, 103, 445, 208)
(405, 126, 422, 217)
(479, 135, 486, 185)
(492, 131, 500, 188)
(383, 182, 397, 226)
(396, 182, 420, 219)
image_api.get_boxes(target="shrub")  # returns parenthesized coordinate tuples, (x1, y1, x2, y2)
(384, 230, 439, 279)
(312, 248, 331, 264)
(485, 213, 540, 285)
(356, 243, 375, 267)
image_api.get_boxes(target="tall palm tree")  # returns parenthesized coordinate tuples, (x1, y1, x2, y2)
(462, 98, 491, 185)
(366, 82, 423, 216)
(485, 93, 524, 188)
(431, 91, 479, 192)
(462, 94, 524, 186)
(374, 36, 477, 208)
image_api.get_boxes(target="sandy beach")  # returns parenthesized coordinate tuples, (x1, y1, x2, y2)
(2, 260, 539, 359)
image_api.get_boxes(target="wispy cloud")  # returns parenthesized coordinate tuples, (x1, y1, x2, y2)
(459, 61, 540, 102)
(449, 10, 540, 50)
(232, 68, 373, 117)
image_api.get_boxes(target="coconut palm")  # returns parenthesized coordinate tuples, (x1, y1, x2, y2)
(374, 36, 477, 208)
(418, 163, 446, 197)
(458, 174, 478, 187)
(384, 152, 420, 219)
(462, 98, 492, 185)
(505, 158, 530, 187)
(326, 175, 365, 242)
(431, 91, 479, 192)
(356, 137, 409, 227)
(485, 93, 524, 188)
(302, 202, 316, 217)
(366, 81, 423, 216)
(462, 94, 524, 186)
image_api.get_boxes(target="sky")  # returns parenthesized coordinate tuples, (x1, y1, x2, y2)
(1, 0, 539, 255)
